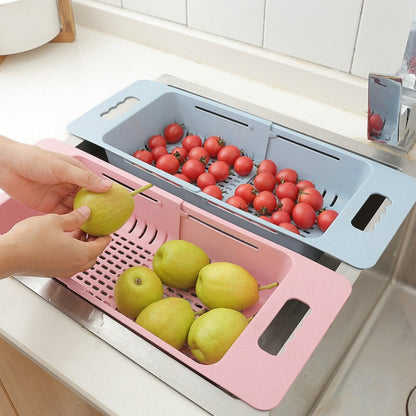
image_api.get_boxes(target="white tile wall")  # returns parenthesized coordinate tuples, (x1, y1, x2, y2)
(123, 0, 187, 25)
(351, 0, 416, 78)
(187, 0, 265, 47)
(88, 0, 416, 79)
(263, 0, 364, 73)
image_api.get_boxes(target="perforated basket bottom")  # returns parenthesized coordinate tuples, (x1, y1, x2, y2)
(68, 230, 207, 314)
(166, 143, 341, 239)
(60, 224, 220, 361)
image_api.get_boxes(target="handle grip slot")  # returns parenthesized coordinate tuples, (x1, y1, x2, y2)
(258, 298, 310, 355)
(351, 193, 391, 231)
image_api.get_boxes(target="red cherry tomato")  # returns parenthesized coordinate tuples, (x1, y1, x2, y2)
(147, 135, 167, 150)
(208, 160, 230, 182)
(203, 136, 225, 158)
(292, 202, 316, 229)
(296, 179, 315, 191)
(164, 123, 184, 144)
(279, 222, 300, 235)
(276, 168, 298, 184)
(217, 145, 241, 166)
(226, 195, 249, 211)
(368, 113, 384, 136)
(171, 146, 188, 164)
(233, 156, 253, 176)
(277, 197, 295, 215)
(188, 146, 210, 166)
(174, 173, 191, 183)
(253, 171, 276, 192)
(133, 149, 153, 164)
(182, 134, 203, 152)
(257, 159, 277, 176)
(234, 183, 257, 204)
(181, 159, 205, 181)
(298, 187, 324, 211)
(196, 172, 216, 190)
(317, 209, 338, 232)
(252, 191, 277, 215)
(151, 145, 168, 162)
(202, 184, 223, 200)
(259, 215, 273, 223)
(156, 153, 180, 175)
(270, 210, 291, 225)
(275, 182, 299, 201)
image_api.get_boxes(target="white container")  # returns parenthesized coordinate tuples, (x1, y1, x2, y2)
(0, 0, 60, 55)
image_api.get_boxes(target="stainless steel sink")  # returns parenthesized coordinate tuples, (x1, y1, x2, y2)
(155, 76, 416, 415)
(13, 76, 416, 415)
(310, 208, 416, 416)
(275, 203, 416, 416)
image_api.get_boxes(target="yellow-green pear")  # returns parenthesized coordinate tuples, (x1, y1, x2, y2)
(136, 297, 195, 349)
(73, 182, 152, 236)
(196, 262, 278, 310)
(188, 308, 248, 364)
(113, 266, 164, 319)
(152, 240, 210, 289)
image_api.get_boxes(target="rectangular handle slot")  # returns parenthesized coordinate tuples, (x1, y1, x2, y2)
(258, 298, 310, 355)
(351, 193, 391, 231)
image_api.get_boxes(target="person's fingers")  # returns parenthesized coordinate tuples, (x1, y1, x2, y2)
(64, 166, 112, 193)
(67, 228, 86, 241)
(84, 236, 112, 260)
(52, 155, 112, 193)
(60, 206, 91, 232)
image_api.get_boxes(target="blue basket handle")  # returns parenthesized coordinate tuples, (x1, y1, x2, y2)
(68, 80, 170, 141)
(318, 163, 416, 268)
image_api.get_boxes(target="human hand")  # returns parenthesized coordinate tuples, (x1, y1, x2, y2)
(0, 136, 112, 214)
(0, 206, 111, 279)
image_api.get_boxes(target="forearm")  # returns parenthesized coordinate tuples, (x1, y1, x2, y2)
(0, 134, 24, 165)
(0, 211, 111, 279)
(0, 234, 19, 279)
(0, 135, 27, 190)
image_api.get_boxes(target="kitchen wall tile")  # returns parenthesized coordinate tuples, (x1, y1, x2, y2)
(95, 0, 122, 6)
(187, 0, 265, 47)
(351, 0, 416, 78)
(263, 0, 364, 72)
(123, 0, 187, 25)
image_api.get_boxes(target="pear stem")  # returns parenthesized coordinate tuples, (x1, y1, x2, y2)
(130, 183, 153, 197)
(258, 282, 278, 291)
(194, 308, 208, 317)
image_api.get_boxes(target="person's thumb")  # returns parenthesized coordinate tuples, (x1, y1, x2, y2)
(61, 206, 91, 232)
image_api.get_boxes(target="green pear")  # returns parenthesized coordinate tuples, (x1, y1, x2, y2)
(136, 297, 195, 349)
(152, 240, 210, 289)
(113, 266, 164, 319)
(73, 182, 152, 236)
(196, 262, 278, 310)
(188, 308, 248, 364)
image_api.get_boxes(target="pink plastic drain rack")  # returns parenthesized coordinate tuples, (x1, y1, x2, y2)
(0, 139, 352, 411)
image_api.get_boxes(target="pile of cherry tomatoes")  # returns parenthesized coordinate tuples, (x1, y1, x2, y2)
(133, 122, 338, 235)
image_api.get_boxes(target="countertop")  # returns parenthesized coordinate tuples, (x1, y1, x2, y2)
(0, 9, 369, 415)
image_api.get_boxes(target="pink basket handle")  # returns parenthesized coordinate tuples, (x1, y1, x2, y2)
(201, 259, 351, 411)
